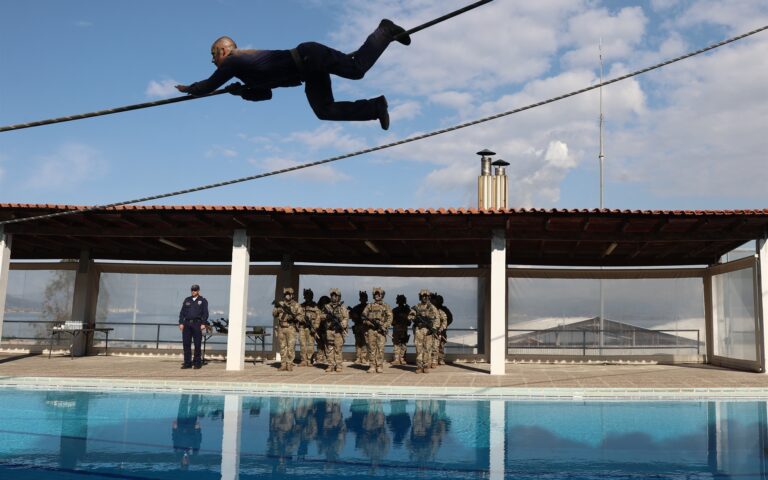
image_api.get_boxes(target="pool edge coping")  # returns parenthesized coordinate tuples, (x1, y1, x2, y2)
(2, 375, 768, 400)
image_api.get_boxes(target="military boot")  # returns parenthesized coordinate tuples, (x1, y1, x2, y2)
(376, 366, 383, 373)
(325, 366, 334, 373)
(335, 366, 343, 373)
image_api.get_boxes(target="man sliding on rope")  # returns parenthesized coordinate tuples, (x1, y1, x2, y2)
(176, 20, 410, 130)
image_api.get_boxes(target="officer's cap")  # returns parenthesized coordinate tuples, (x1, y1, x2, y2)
(396, 294, 407, 303)
(419, 289, 431, 297)
(191, 284, 200, 291)
(283, 287, 294, 295)
(303, 288, 313, 296)
(330, 288, 341, 297)
(372, 287, 385, 296)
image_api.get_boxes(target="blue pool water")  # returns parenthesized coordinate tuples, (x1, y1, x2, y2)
(0, 389, 766, 479)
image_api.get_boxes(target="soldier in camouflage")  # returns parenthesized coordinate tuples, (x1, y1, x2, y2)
(298, 288, 321, 367)
(407, 289, 440, 374)
(349, 291, 369, 366)
(272, 287, 302, 371)
(322, 288, 348, 372)
(314, 295, 331, 365)
(428, 293, 446, 369)
(361, 287, 393, 373)
(432, 293, 453, 366)
(391, 294, 411, 365)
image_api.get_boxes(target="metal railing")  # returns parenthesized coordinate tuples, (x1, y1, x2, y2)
(507, 328, 701, 355)
(1, 320, 480, 353)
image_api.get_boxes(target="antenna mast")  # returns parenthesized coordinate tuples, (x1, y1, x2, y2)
(599, 38, 606, 209)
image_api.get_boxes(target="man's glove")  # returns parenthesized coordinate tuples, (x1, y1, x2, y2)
(226, 82, 272, 102)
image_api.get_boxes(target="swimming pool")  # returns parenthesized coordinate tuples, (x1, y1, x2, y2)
(0, 388, 765, 479)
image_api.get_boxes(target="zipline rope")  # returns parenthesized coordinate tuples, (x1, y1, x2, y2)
(0, 0, 494, 134)
(1, 23, 766, 227)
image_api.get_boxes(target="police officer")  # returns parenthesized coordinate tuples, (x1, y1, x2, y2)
(178, 284, 210, 369)
(299, 289, 321, 367)
(322, 288, 348, 373)
(361, 287, 393, 373)
(273, 287, 302, 372)
(391, 294, 411, 365)
(407, 289, 440, 374)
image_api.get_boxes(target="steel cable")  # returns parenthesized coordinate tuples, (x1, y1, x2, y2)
(1, 23, 766, 226)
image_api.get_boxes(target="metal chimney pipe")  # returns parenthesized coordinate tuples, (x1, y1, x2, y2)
(477, 149, 495, 210)
(491, 159, 510, 209)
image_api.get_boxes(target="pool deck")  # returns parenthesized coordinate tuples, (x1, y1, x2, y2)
(2, 353, 768, 399)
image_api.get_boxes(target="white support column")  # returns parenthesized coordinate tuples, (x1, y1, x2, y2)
(757, 238, 768, 373)
(0, 227, 12, 345)
(226, 230, 250, 371)
(489, 400, 506, 480)
(221, 394, 243, 480)
(70, 249, 100, 356)
(490, 229, 507, 375)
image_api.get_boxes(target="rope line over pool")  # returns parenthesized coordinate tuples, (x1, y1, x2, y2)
(1, 23, 766, 227)
(0, 0, 494, 134)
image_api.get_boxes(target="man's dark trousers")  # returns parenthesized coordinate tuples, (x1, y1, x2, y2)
(182, 320, 204, 367)
(296, 22, 392, 121)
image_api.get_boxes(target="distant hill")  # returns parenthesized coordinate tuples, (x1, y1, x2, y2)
(5, 294, 41, 311)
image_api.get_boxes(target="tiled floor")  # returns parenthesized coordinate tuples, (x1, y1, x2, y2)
(2, 353, 768, 398)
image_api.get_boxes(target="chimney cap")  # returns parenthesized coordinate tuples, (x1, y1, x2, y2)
(476, 149, 496, 156)
(492, 159, 510, 167)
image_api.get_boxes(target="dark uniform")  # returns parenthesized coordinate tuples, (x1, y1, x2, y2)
(183, 20, 410, 127)
(178, 288, 209, 368)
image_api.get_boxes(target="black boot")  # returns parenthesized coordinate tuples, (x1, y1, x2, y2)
(376, 96, 390, 130)
(380, 19, 411, 45)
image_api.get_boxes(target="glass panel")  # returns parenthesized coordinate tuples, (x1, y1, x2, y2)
(2, 269, 77, 344)
(508, 276, 705, 356)
(95, 273, 276, 350)
(714, 267, 756, 361)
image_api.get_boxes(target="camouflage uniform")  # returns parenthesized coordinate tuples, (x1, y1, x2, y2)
(299, 289, 321, 366)
(322, 288, 348, 372)
(407, 289, 440, 373)
(430, 308, 447, 369)
(433, 294, 453, 366)
(361, 287, 393, 373)
(314, 295, 331, 364)
(391, 295, 411, 365)
(349, 291, 369, 365)
(272, 287, 301, 371)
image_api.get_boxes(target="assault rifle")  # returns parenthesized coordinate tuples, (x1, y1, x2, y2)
(413, 314, 436, 335)
(325, 303, 346, 333)
(362, 313, 389, 337)
(273, 300, 298, 325)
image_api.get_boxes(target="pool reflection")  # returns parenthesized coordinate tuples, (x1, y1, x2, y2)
(0, 390, 767, 479)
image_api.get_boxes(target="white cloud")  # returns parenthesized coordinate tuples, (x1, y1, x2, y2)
(145, 79, 180, 99)
(561, 7, 648, 69)
(252, 156, 351, 183)
(390, 101, 421, 121)
(74, 20, 93, 28)
(205, 145, 238, 159)
(287, 124, 367, 151)
(429, 91, 474, 110)
(610, 34, 768, 199)
(26, 144, 106, 190)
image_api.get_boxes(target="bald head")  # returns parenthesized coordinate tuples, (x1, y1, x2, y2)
(210, 36, 237, 66)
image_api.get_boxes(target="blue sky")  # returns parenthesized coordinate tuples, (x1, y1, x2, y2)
(1, 0, 766, 211)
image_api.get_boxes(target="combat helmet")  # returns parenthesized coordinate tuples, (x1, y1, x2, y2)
(330, 288, 342, 297)
(283, 287, 294, 295)
(418, 288, 431, 297)
(372, 287, 385, 297)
